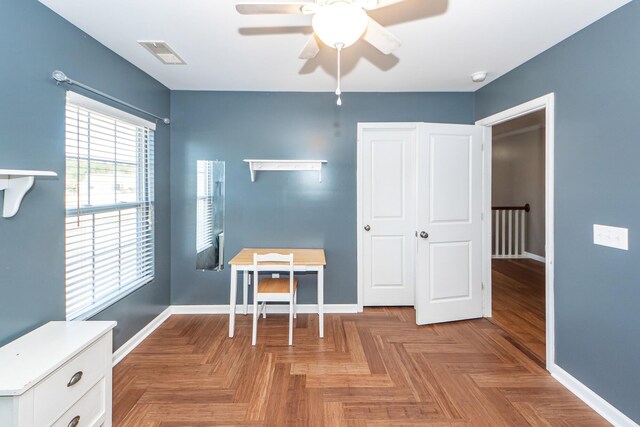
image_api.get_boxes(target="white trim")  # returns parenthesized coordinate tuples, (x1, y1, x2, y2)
(476, 92, 556, 372)
(550, 364, 639, 427)
(523, 251, 546, 263)
(172, 305, 231, 314)
(112, 306, 172, 366)
(172, 304, 358, 315)
(481, 126, 493, 317)
(357, 124, 363, 312)
(67, 91, 157, 130)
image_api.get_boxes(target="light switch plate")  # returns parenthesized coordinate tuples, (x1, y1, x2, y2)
(593, 224, 628, 250)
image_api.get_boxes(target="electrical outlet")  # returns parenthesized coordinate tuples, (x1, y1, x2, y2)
(593, 224, 628, 250)
(272, 273, 280, 278)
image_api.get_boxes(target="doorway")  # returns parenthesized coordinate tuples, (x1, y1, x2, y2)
(357, 122, 485, 325)
(491, 109, 546, 365)
(477, 94, 555, 371)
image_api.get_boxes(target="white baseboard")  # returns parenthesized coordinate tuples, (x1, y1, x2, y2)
(523, 251, 546, 263)
(171, 305, 230, 314)
(550, 364, 638, 427)
(171, 304, 358, 315)
(491, 253, 546, 263)
(112, 306, 172, 366)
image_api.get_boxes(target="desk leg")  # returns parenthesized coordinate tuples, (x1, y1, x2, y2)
(243, 271, 249, 315)
(318, 267, 324, 338)
(229, 265, 238, 338)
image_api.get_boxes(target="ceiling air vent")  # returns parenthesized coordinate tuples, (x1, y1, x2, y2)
(138, 41, 186, 65)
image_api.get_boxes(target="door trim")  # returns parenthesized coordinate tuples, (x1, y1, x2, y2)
(356, 122, 419, 312)
(475, 93, 555, 371)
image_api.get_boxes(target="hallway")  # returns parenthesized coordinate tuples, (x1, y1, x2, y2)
(491, 259, 546, 364)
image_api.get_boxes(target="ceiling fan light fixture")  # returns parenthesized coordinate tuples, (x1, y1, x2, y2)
(312, 2, 369, 48)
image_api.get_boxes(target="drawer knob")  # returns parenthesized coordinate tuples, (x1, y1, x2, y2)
(68, 415, 80, 427)
(67, 371, 83, 387)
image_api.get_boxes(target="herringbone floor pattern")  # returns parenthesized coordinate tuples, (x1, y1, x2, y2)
(113, 308, 608, 426)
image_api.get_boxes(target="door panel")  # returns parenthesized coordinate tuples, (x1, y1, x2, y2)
(372, 140, 405, 218)
(362, 125, 416, 306)
(372, 236, 405, 287)
(430, 242, 471, 301)
(416, 124, 484, 324)
(430, 135, 471, 223)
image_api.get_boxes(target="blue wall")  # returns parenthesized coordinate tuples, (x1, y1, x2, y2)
(476, 2, 640, 422)
(0, 0, 171, 350)
(170, 92, 474, 305)
(2, 0, 637, 422)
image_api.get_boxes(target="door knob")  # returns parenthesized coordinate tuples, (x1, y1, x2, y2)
(364, 225, 371, 231)
(420, 231, 429, 239)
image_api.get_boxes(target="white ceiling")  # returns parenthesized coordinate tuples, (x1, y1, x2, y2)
(39, 0, 629, 92)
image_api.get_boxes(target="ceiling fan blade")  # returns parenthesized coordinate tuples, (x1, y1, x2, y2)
(299, 35, 320, 59)
(361, 0, 408, 10)
(363, 17, 401, 55)
(235, 2, 313, 15)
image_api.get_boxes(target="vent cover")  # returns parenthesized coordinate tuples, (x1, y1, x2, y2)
(138, 41, 186, 65)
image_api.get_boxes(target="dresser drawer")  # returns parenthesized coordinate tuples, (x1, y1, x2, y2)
(33, 335, 109, 426)
(52, 378, 105, 427)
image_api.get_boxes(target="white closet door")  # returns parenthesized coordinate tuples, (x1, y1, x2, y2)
(361, 124, 416, 306)
(415, 123, 484, 324)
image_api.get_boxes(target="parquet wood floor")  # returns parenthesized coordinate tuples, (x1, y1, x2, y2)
(113, 308, 607, 426)
(492, 259, 546, 364)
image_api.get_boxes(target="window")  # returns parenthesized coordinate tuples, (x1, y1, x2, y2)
(196, 161, 214, 253)
(65, 92, 155, 320)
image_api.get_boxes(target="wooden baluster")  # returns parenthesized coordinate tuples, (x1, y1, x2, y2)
(493, 210, 500, 255)
(501, 210, 506, 257)
(521, 209, 526, 255)
(508, 210, 513, 256)
(491, 205, 529, 259)
(514, 210, 519, 256)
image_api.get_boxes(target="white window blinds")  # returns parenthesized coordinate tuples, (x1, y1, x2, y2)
(65, 92, 155, 320)
(196, 161, 214, 253)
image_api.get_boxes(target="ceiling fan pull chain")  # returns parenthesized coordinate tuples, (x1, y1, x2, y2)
(336, 44, 342, 105)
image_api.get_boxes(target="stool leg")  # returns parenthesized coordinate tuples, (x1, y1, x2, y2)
(289, 296, 294, 346)
(294, 290, 297, 319)
(252, 298, 258, 346)
(243, 271, 249, 315)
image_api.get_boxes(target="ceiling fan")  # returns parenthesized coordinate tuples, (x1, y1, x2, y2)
(236, 0, 407, 105)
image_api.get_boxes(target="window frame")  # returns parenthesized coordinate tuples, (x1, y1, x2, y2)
(64, 92, 156, 320)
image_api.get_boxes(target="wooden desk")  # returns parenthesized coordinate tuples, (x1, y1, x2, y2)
(228, 248, 326, 339)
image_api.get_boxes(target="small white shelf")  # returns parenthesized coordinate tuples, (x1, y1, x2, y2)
(0, 169, 57, 218)
(243, 159, 328, 183)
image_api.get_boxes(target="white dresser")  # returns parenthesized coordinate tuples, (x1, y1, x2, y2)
(0, 321, 116, 427)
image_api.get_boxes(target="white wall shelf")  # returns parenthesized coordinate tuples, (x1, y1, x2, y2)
(0, 169, 57, 218)
(243, 159, 328, 183)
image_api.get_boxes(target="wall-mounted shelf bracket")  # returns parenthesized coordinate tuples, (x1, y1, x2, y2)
(0, 169, 57, 218)
(243, 160, 328, 183)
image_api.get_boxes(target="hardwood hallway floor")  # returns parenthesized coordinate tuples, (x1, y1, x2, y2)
(112, 308, 606, 426)
(491, 259, 546, 364)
